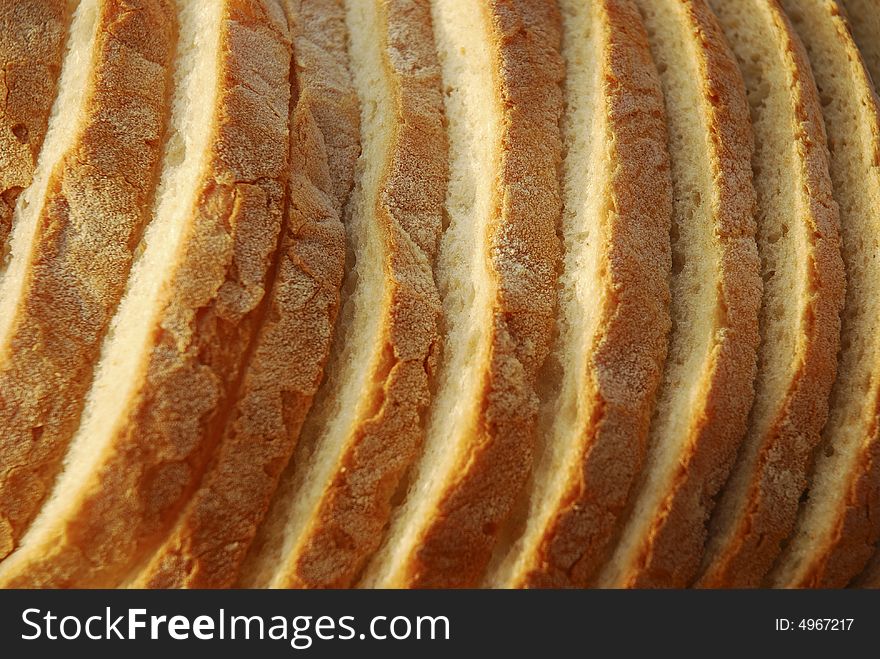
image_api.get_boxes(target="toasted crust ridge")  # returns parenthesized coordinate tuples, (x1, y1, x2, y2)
(0, 0, 173, 560)
(770, 0, 880, 588)
(0, 0, 291, 587)
(239, 0, 445, 589)
(697, 0, 845, 588)
(489, 0, 672, 589)
(132, 0, 354, 590)
(0, 0, 70, 255)
(599, 0, 760, 588)
(362, 0, 564, 589)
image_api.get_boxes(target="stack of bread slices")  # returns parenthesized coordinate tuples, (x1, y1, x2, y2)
(0, 0, 878, 589)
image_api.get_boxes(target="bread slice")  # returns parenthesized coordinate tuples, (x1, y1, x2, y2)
(487, 0, 672, 589)
(131, 0, 355, 589)
(0, 0, 71, 254)
(770, 0, 880, 588)
(0, 0, 173, 560)
(697, 0, 845, 588)
(0, 0, 291, 588)
(288, 0, 361, 216)
(598, 0, 761, 588)
(841, 0, 880, 87)
(238, 0, 446, 589)
(360, 0, 563, 589)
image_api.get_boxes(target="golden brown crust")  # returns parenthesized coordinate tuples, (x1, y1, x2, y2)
(385, 0, 563, 589)
(771, 0, 880, 589)
(697, 0, 845, 589)
(510, 0, 672, 589)
(0, 0, 173, 560)
(287, 0, 360, 215)
(133, 0, 353, 590)
(611, 0, 760, 588)
(269, 0, 447, 588)
(0, 0, 70, 253)
(841, 0, 880, 88)
(0, 0, 291, 587)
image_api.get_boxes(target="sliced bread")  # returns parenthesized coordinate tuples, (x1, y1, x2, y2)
(0, 0, 70, 253)
(698, 0, 845, 588)
(770, 0, 880, 588)
(598, 0, 761, 588)
(841, 0, 880, 88)
(239, 0, 446, 589)
(0, 0, 173, 560)
(360, 0, 564, 589)
(487, 0, 672, 589)
(0, 0, 291, 587)
(287, 0, 361, 216)
(131, 0, 355, 589)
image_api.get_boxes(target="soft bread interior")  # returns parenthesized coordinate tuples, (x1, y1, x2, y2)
(599, 0, 721, 586)
(238, 0, 391, 588)
(772, 0, 880, 584)
(0, 0, 224, 569)
(0, 0, 99, 351)
(487, 0, 606, 587)
(702, 0, 809, 556)
(360, 0, 497, 587)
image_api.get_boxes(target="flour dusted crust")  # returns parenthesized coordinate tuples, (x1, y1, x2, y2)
(841, 0, 880, 88)
(601, 0, 760, 588)
(273, 0, 445, 589)
(0, 0, 70, 253)
(0, 0, 173, 560)
(287, 0, 360, 215)
(491, 0, 672, 589)
(770, 0, 880, 588)
(0, 0, 291, 587)
(697, 0, 845, 588)
(133, 0, 354, 589)
(362, 0, 564, 589)
(238, 0, 446, 589)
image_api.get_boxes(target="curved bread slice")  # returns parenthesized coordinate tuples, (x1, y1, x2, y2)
(841, 0, 880, 87)
(488, 0, 672, 589)
(0, 0, 70, 253)
(0, 0, 173, 559)
(832, 0, 880, 591)
(290, 0, 361, 215)
(239, 0, 446, 589)
(697, 0, 845, 588)
(132, 0, 355, 589)
(598, 0, 761, 588)
(360, 0, 563, 589)
(770, 0, 880, 588)
(0, 0, 291, 588)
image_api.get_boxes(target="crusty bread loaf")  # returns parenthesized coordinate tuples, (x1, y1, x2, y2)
(487, 0, 672, 589)
(0, 0, 70, 254)
(770, 0, 880, 588)
(599, 0, 761, 588)
(0, 0, 173, 560)
(239, 0, 446, 589)
(0, 0, 291, 588)
(841, 0, 880, 88)
(698, 0, 845, 588)
(360, 0, 563, 589)
(131, 0, 355, 589)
